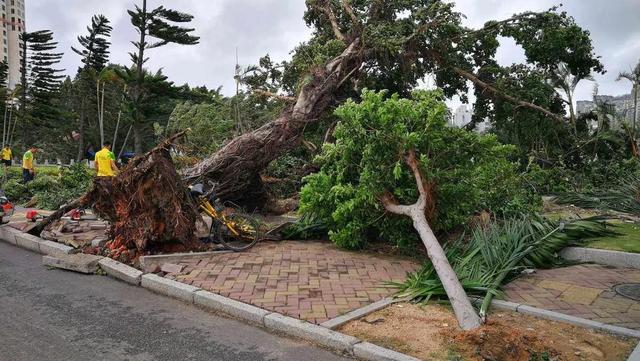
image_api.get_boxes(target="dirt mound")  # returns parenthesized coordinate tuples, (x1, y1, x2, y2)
(445, 319, 557, 360)
(340, 303, 635, 361)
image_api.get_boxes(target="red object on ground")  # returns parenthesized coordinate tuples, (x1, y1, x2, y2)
(70, 209, 82, 221)
(26, 210, 40, 222)
(1, 202, 12, 213)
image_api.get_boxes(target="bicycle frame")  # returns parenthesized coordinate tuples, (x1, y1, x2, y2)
(198, 198, 242, 237)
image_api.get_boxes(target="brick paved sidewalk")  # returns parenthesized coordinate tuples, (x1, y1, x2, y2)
(164, 241, 419, 324)
(504, 264, 640, 330)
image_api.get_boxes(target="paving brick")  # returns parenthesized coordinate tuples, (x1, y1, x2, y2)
(506, 264, 640, 330)
(156, 241, 419, 324)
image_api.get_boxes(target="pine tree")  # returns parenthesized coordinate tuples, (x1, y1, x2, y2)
(72, 15, 113, 72)
(19, 30, 65, 146)
(72, 14, 113, 159)
(126, 0, 199, 153)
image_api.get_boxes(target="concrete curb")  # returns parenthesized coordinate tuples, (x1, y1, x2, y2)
(194, 290, 270, 326)
(15, 232, 43, 253)
(0, 225, 20, 245)
(354, 342, 421, 361)
(140, 274, 201, 303)
(561, 247, 640, 269)
(629, 342, 640, 361)
(0, 226, 74, 255)
(98, 258, 143, 286)
(321, 298, 395, 330)
(488, 299, 640, 339)
(38, 240, 74, 255)
(265, 313, 360, 354)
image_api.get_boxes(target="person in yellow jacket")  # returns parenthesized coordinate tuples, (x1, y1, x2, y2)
(1, 145, 12, 167)
(94, 142, 119, 177)
(22, 147, 37, 183)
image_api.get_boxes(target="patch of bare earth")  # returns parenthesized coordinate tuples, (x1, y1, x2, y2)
(339, 303, 635, 361)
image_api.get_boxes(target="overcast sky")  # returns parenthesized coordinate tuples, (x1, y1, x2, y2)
(27, 0, 640, 105)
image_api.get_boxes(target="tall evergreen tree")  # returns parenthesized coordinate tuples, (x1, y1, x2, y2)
(125, 0, 199, 153)
(72, 14, 113, 72)
(19, 30, 65, 147)
(72, 14, 113, 160)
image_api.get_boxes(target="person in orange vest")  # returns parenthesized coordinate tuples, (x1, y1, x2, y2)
(94, 142, 119, 177)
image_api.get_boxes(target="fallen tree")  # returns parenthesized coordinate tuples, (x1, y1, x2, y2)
(30, 131, 199, 257)
(183, 0, 603, 208)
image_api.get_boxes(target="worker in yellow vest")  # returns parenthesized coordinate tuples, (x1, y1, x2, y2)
(1, 145, 12, 167)
(94, 142, 119, 177)
(22, 147, 37, 183)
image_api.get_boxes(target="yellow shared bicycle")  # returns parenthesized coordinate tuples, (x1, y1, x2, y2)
(189, 183, 261, 252)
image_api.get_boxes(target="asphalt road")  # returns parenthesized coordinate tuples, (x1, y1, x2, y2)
(0, 241, 352, 361)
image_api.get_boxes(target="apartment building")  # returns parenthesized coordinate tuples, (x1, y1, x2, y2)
(1, 0, 25, 89)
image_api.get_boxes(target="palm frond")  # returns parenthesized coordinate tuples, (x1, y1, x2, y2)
(393, 215, 616, 317)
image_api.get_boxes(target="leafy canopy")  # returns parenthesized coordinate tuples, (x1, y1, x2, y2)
(300, 90, 539, 249)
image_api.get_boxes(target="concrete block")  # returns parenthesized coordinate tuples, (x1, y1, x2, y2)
(141, 274, 200, 303)
(15, 233, 44, 253)
(321, 298, 394, 329)
(98, 257, 143, 286)
(561, 247, 640, 269)
(628, 342, 640, 361)
(161, 263, 185, 274)
(42, 253, 103, 274)
(264, 313, 360, 354)
(194, 290, 270, 326)
(91, 237, 109, 248)
(38, 240, 74, 255)
(0, 226, 18, 245)
(353, 342, 421, 361)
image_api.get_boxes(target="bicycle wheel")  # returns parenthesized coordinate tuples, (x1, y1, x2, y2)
(212, 212, 261, 251)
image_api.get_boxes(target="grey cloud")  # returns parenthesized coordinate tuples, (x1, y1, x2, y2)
(27, 0, 639, 101)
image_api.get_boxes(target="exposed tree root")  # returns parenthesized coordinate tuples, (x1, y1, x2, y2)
(31, 132, 200, 254)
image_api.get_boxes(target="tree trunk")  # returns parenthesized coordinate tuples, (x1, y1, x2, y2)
(133, 125, 143, 154)
(77, 101, 85, 161)
(183, 38, 362, 206)
(633, 84, 638, 137)
(381, 149, 482, 331)
(567, 92, 577, 135)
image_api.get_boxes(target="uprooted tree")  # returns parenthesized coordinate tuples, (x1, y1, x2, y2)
(30, 132, 200, 258)
(183, 0, 603, 207)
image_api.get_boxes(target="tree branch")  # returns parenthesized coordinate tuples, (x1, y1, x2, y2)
(453, 67, 564, 122)
(318, 1, 346, 42)
(380, 191, 412, 216)
(404, 149, 428, 210)
(380, 149, 428, 215)
(341, 0, 359, 26)
(253, 89, 296, 102)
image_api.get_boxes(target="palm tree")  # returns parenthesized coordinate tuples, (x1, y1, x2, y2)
(550, 62, 594, 135)
(617, 59, 640, 136)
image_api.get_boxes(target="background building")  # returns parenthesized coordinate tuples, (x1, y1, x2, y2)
(577, 93, 637, 122)
(1, 0, 25, 89)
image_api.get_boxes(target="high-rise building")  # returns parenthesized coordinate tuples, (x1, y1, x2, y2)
(1, 0, 25, 89)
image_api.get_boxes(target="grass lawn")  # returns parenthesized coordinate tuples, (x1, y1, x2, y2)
(585, 221, 640, 253)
